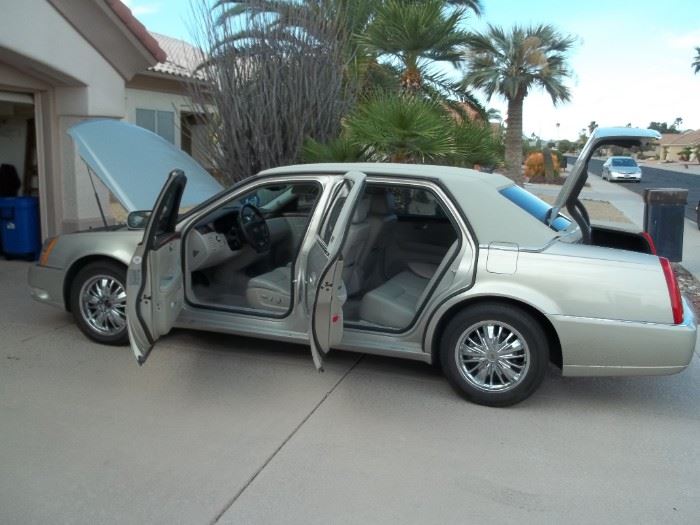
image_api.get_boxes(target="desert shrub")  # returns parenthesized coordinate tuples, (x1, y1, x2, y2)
(524, 150, 560, 179)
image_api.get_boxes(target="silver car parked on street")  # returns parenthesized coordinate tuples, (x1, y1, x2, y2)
(28, 121, 696, 406)
(602, 156, 642, 182)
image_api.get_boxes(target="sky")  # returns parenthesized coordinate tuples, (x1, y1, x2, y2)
(125, 0, 700, 141)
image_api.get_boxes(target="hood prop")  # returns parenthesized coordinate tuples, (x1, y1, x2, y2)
(86, 164, 108, 229)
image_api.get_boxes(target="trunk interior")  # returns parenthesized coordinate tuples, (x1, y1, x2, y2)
(590, 225, 654, 254)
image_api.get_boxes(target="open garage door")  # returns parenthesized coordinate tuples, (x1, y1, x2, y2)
(0, 91, 41, 259)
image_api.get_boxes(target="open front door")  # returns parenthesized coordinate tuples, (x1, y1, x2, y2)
(126, 170, 186, 365)
(306, 171, 366, 371)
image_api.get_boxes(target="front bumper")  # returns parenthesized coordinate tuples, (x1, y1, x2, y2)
(610, 172, 641, 181)
(552, 298, 696, 376)
(27, 264, 66, 310)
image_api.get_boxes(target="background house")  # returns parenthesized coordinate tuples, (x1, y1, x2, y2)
(0, 0, 207, 239)
(657, 130, 700, 162)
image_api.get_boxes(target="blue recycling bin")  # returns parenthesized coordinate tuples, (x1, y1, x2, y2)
(0, 197, 41, 260)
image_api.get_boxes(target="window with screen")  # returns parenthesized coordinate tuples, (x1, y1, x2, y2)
(135, 108, 176, 144)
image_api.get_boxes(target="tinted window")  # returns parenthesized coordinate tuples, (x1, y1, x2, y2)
(321, 181, 352, 245)
(388, 187, 446, 218)
(500, 185, 571, 232)
(611, 157, 637, 167)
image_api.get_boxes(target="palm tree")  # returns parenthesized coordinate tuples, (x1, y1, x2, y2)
(360, 0, 473, 92)
(463, 24, 576, 182)
(345, 94, 457, 162)
(693, 47, 700, 74)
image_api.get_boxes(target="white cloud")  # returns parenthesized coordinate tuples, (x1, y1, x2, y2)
(666, 29, 700, 50)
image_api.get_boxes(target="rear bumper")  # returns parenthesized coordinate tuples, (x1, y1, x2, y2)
(27, 264, 66, 310)
(552, 298, 696, 377)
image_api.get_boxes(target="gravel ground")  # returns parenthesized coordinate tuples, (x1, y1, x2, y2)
(674, 264, 700, 320)
(536, 194, 633, 224)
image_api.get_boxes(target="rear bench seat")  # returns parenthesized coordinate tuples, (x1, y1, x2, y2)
(358, 262, 438, 328)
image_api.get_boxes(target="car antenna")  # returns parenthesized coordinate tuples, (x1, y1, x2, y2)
(86, 164, 109, 229)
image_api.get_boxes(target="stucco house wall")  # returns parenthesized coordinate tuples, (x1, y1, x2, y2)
(0, 0, 170, 237)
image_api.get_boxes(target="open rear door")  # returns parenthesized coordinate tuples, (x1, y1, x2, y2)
(306, 171, 366, 370)
(126, 170, 186, 365)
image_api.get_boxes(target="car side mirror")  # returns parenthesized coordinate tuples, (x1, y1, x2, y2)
(127, 210, 151, 230)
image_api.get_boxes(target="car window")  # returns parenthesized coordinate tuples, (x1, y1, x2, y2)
(500, 185, 572, 232)
(387, 187, 446, 218)
(611, 158, 637, 167)
(321, 180, 351, 245)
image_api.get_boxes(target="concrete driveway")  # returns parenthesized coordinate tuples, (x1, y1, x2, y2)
(1, 260, 699, 524)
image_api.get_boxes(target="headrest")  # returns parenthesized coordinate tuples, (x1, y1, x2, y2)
(369, 192, 395, 215)
(352, 197, 370, 223)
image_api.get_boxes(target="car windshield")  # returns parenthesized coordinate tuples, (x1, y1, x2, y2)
(500, 185, 572, 232)
(611, 157, 637, 167)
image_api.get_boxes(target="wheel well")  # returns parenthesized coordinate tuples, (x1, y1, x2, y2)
(63, 256, 127, 312)
(431, 296, 563, 369)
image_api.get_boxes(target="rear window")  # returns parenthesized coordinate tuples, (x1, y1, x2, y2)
(500, 185, 571, 232)
(611, 157, 637, 167)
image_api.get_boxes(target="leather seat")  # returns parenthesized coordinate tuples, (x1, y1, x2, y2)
(358, 192, 397, 282)
(340, 197, 370, 296)
(359, 270, 430, 328)
(359, 242, 458, 328)
(246, 265, 292, 312)
(246, 197, 371, 311)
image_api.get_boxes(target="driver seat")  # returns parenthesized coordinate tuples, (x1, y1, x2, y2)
(246, 264, 292, 313)
(246, 197, 371, 312)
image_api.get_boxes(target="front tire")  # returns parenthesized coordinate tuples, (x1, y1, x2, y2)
(440, 303, 549, 407)
(69, 261, 129, 346)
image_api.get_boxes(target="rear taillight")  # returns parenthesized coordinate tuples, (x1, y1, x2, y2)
(641, 232, 657, 255)
(660, 257, 683, 324)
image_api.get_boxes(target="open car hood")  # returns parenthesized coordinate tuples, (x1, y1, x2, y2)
(549, 127, 661, 223)
(68, 120, 224, 213)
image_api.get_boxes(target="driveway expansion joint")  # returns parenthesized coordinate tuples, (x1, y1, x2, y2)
(209, 354, 365, 524)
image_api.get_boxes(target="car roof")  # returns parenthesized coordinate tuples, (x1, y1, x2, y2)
(261, 162, 508, 187)
(261, 163, 561, 247)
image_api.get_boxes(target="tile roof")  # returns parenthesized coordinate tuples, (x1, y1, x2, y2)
(105, 0, 166, 62)
(660, 130, 700, 146)
(148, 33, 206, 80)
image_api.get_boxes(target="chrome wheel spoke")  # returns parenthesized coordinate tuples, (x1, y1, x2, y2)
(455, 321, 531, 393)
(79, 275, 127, 336)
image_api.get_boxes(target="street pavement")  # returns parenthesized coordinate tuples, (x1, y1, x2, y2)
(566, 156, 700, 222)
(1, 259, 700, 524)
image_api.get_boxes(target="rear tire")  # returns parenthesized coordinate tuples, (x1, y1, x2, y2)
(69, 261, 129, 346)
(440, 303, 549, 407)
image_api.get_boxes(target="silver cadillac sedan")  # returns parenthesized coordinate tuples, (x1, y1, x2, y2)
(28, 121, 697, 406)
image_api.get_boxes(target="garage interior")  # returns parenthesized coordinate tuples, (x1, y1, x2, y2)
(0, 90, 40, 259)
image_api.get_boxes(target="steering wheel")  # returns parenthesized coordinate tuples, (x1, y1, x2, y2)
(237, 203, 270, 253)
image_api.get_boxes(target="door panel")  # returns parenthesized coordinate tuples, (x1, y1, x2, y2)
(126, 170, 186, 365)
(306, 171, 366, 370)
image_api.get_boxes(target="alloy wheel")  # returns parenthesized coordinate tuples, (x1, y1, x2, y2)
(79, 274, 127, 336)
(455, 320, 531, 393)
